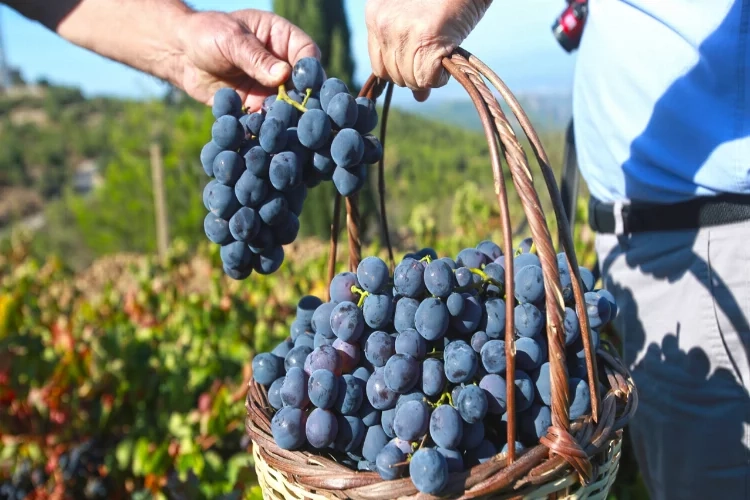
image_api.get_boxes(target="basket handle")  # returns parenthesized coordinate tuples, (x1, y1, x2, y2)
(326, 49, 600, 481)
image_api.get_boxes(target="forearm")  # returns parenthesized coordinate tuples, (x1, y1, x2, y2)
(4, 0, 193, 84)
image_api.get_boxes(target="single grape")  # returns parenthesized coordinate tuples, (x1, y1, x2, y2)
(361, 134, 384, 164)
(444, 340, 478, 384)
(271, 211, 300, 245)
(519, 403, 552, 443)
(220, 241, 252, 271)
(284, 345, 312, 372)
(446, 292, 465, 316)
(515, 265, 545, 304)
(292, 57, 326, 92)
(308, 369, 339, 409)
(333, 338, 360, 373)
(393, 258, 425, 298)
(364, 331, 395, 368)
(421, 358, 446, 397)
(270, 406, 306, 450)
(456, 248, 487, 269)
(258, 116, 288, 153)
(258, 191, 289, 226)
(579, 267, 596, 291)
(327, 93, 358, 129)
(456, 384, 488, 424)
(383, 354, 420, 394)
(482, 298, 507, 339)
(330, 272, 360, 303)
(272, 339, 294, 360)
(479, 373, 507, 414)
(268, 377, 285, 409)
(212, 115, 244, 150)
(375, 443, 406, 480)
(304, 345, 342, 376)
(569, 377, 592, 419)
(596, 288, 618, 319)
(393, 400, 429, 441)
(330, 301, 365, 342)
(312, 301, 337, 338)
(366, 368, 398, 410)
(516, 337, 544, 372)
(354, 97, 378, 134)
(381, 407, 396, 438)
(228, 207, 260, 243)
(331, 128, 365, 168)
(532, 362, 551, 405)
(313, 147, 336, 175)
(269, 151, 303, 192)
(333, 374, 364, 415)
(515, 303, 544, 338)
(262, 95, 277, 112)
(362, 292, 393, 330)
(415, 298, 449, 341)
(471, 331, 490, 353)
(352, 366, 371, 384)
(306, 408, 338, 448)
(585, 291, 611, 328)
(476, 240, 502, 261)
(280, 366, 309, 408)
(252, 352, 283, 385)
(437, 447, 464, 473)
(234, 170, 269, 208)
(483, 262, 505, 295)
(514, 253, 541, 273)
(357, 256, 389, 293)
(424, 260, 455, 297)
(480, 339, 507, 374)
(429, 405, 463, 450)
(296, 333, 316, 350)
(266, 99, 298, 128)
(206, 182, 240, 219)
(203, 180, 217, 210)
(297, 108, 332, 150)
(253, 245, 285, 275)
(204, 213, 232, 245)
(409, 448, 448, 495)
(212, 88, 243, 118)
(314, 332, 336, 349)
(395, 328, 426, 359)
(514, 370, 535, 412)
(332, 164, 367, 196)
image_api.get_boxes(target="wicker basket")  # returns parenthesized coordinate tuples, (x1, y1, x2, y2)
(245, 48, 638, 499)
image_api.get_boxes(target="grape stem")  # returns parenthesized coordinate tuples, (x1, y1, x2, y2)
(276, 85, 308, 113)
(301, 88, 313, 107)
(349, 285, 370, 307)
(419, 255, 433, 264)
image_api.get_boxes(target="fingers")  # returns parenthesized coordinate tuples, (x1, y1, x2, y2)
(227, 33, 291, 88)
(412, 89, 431, 102)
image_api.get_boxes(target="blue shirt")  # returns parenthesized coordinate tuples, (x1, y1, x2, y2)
(573, 0, 750, 204)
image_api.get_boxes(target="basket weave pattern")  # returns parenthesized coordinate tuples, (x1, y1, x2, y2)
(245, 49, 638, 499)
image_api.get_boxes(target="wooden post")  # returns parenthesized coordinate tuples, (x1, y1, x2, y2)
(150, 142, 169, 263)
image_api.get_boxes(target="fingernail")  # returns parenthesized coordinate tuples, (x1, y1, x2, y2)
(271, 62, 288, 78)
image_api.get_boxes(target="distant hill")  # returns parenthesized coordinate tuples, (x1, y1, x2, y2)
(402, 92, 573, 134)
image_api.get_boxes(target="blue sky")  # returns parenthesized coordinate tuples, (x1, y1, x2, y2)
(0, 0, 576, 106)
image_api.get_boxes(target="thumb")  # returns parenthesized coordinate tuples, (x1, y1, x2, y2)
(229, 35, 291, 88)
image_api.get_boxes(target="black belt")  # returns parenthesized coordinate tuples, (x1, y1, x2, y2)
(588, 194, 750, 234)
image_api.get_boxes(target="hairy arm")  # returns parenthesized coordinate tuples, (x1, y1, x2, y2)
(4, 0, 192, 86)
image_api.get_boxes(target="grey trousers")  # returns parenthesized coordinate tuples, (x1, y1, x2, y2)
(595, 219, 750, 500)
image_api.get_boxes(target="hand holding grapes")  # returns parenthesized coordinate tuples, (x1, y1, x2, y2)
(175, 9, 320, 110)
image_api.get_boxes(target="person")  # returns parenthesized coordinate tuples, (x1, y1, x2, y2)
(3, 0, 320, 111)
(366, 1, 750, 499)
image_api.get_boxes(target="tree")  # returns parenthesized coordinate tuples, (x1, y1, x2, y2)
(272, 0, 356, 89)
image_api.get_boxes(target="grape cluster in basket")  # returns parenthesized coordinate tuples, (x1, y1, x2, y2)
(200, 57, 383, 280)
(251, 239, 618, 495)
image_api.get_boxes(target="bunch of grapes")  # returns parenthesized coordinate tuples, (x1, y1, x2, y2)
(251, 238, 618, 495)
(201, 57, 383, 280)
(1, 440, 112, 500)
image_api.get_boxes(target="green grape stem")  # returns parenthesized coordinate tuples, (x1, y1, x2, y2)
(276, 85, 308, 113)
(349, 285, 370, 307)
